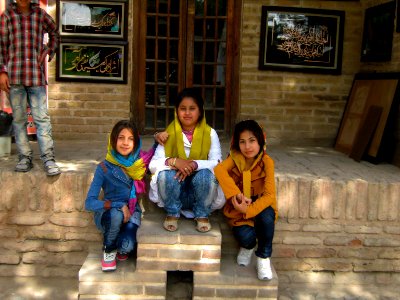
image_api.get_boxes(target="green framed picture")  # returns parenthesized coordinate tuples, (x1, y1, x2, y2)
(56, 40, 128, 83)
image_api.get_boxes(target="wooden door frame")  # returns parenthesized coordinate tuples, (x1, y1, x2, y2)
(130, 0, 145, 130)
(130, 0, 242, 135)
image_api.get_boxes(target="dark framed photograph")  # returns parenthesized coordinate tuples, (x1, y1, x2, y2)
(259, 6, 345, 74)
(397, 0, 400, 32)
(56, 40, 128, 83)
(56, 0, 128, 39)
(361, 1, 395, 62)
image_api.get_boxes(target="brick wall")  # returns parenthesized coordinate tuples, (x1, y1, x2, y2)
(0, 170, 399, 287)
(46, 0, 131, 142)
(44, 0, 400, 146)
(240, 0, 363, 146)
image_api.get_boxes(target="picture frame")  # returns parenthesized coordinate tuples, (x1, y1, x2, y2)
(361, 1, 395, 62)
(56, 0, 128, 39)
(397, 0, 400, 33)
(259, 6, 345, 75)
(335, 72, 400, 163)
(56, 40, 128, 83)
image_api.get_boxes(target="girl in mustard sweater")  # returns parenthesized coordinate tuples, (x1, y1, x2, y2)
(214, 120, 278, 280)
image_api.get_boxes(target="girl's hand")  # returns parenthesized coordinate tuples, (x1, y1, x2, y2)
(232, 194, 250, 214)
(237, 194, 252, 205)
(121, 205, 131, 223)
(154, 131, 169, 146)
(174, 158, 195, 182)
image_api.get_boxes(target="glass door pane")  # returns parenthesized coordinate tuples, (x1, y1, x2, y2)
(145, 0, 181, 131)
(144, 0, 229, 132)
(191, 0, 227, 131)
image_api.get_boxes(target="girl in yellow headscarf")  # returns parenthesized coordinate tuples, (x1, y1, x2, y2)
(214, 120, 278, 281)
(149, 88, 225, 233)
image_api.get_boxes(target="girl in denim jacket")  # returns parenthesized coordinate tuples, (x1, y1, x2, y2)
(85, 120, 155, 271)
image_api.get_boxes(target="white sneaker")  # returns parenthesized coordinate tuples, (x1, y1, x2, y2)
(237, 247, 254, 266)
(257, 257, 273, 280)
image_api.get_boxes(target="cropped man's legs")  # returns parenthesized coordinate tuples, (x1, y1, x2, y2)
(27, 86, 55, 162)
(9, 85, 32, 160)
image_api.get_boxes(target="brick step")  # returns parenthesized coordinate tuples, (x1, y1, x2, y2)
(194, 252, 278, 299)
(79, 206, 278, 299)
(79, 296, 164, 300)
(137, 206, 222, 272)
(79, 252, 166, 299)
(79, 251, 278, 299)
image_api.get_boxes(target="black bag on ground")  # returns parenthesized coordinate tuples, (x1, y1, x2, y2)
(0, 110, 13, 136)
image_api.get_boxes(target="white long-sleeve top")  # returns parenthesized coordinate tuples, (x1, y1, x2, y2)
(148, 128, 226, 216)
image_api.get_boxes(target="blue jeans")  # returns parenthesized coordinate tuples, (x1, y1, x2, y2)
(232, 206, 275, 258)
(9, 85, 55, 162)
(157, 169, 218, 218)
(96, 208, 138, 254)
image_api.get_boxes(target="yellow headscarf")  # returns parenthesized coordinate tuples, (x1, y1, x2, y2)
(105, 137, 146, 180)
(164, 112, 211, 160)
(229, 150, 264, 198)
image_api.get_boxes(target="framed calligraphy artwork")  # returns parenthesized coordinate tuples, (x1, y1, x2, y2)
(259, 6, 345, 75)
(56, 40, 128, 83)
(56, 0, 127, 39)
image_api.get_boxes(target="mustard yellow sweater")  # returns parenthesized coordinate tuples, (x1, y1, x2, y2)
(214, 153, 278, 227)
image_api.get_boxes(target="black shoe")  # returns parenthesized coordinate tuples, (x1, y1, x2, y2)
(15, 157, 33, 172)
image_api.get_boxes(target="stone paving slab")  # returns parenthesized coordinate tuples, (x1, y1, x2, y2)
(1, 275, 397, 300)
(0, 277, 78, 300)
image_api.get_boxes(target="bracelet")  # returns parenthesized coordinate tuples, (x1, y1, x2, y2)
(154, 132, 159, 139)
(167, 157, 176, 167)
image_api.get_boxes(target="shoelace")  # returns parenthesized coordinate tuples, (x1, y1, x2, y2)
(104, 252, 115, 261)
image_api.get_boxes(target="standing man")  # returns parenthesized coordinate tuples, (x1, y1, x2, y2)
(0, 0, 61, 176)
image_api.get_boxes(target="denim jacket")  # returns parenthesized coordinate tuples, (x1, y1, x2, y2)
(85, 160, 142, 228)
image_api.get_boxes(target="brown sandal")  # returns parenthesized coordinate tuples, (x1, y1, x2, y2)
(195, 218, 211, 233)
(163, 216, 179, 232)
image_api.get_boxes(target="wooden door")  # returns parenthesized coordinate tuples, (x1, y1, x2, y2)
(132, 0, 240, 135)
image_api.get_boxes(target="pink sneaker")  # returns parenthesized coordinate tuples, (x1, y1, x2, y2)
(117, 252, 129, 261)
(102, 250, 117, 271)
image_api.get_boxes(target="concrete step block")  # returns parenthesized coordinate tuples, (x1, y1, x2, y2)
(138, 209, 222, 245)
(79, 252, 166, 298)
(79, 295, 165, 300)
(80, 281, 145, 295)
(137, 210, 222, 272)
(193, 252, 278, 299)
(79, 281, 166, 297)
(137, 256, 221, 272)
